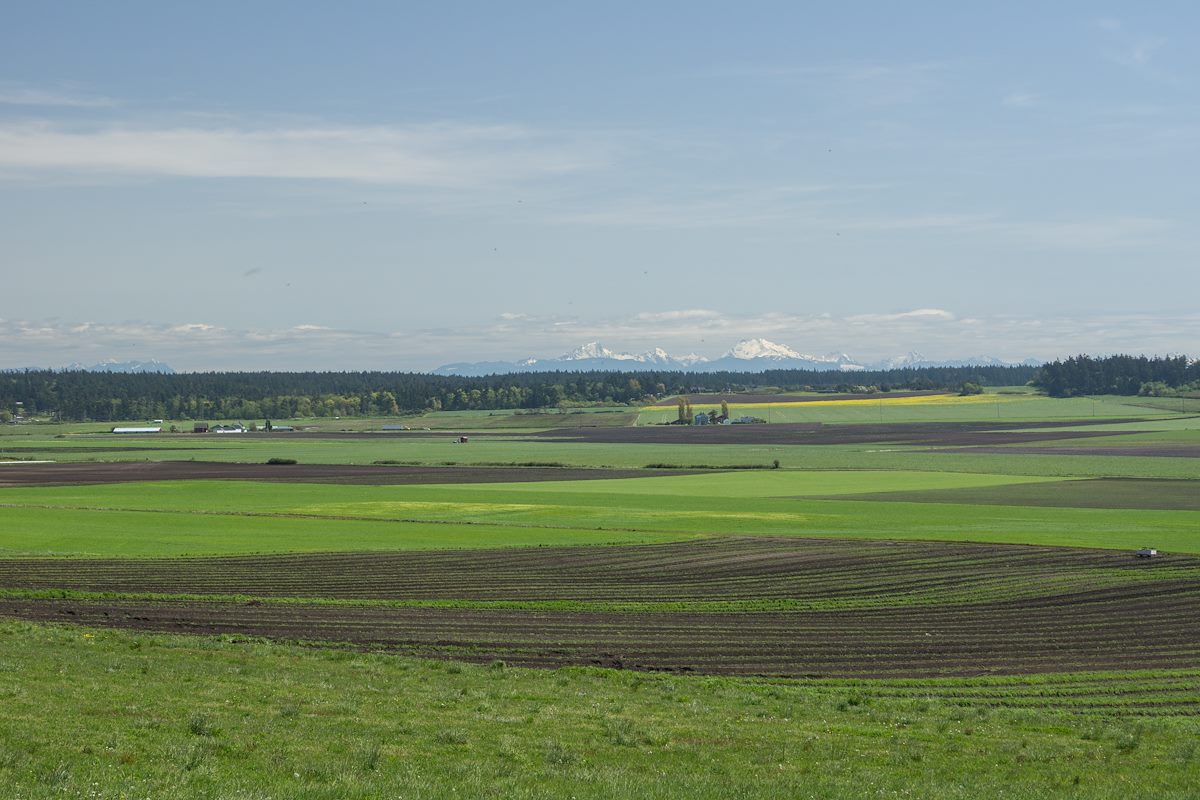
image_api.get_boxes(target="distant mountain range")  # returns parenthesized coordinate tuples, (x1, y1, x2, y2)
(433, 339, 1040, 376)
(65, 360, 176, 374)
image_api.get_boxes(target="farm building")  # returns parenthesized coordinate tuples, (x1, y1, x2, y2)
(211, 424, 245, 434)
(112, 427, 161, 434)
(693, 413, 710, 426)
(1136, 548, 1159, 558)
(193, 423, 209, 433)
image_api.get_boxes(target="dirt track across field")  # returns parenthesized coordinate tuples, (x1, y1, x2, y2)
(0, 461, 690, 488)
(3, 537, 1197, 677)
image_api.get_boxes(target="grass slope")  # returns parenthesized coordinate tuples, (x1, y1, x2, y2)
(1, 621, 1197, 799)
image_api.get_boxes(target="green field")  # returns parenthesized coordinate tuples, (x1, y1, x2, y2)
(3, 469, 1199, 557)
(4, 622, 1199, 799)
(2, 394, 1200, 797)
(637, 390, 1195, 425)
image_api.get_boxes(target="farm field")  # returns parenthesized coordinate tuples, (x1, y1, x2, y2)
(1, 394, 1199, 796)
(637, 389, 1200, 425)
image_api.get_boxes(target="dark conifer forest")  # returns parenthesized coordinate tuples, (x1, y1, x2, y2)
(0, 365, 1039, 421)
(1031, 355, 1199, 398)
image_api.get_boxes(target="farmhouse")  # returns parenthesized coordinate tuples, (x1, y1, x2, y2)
(193, 423, 209, 433)
(112, 426, 161, 434)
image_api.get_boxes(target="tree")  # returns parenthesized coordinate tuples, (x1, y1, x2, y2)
(720, 399, 730, 419)
(959, 382, 984, 396)
(677, 397, 687, 423)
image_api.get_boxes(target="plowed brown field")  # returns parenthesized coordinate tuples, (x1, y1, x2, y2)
(4, 538, 1197, 678)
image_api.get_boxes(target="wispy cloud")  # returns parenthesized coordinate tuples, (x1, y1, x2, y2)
(1094, 18, 1172, 79)
(0, 121, 612, 187)
(839, 212, 1171, 250)
(0, 84, 116, 108)
(702, 61, 947, 105)
(552, 183, 884, 229)
(847, 309, 956, 323)
(1002, 92, 1038, 108)
(635, 309, 723, 322)
(6, 309, 1196, 372)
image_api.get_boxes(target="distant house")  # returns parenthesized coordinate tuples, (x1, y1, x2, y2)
(692, 413, 710, 426)
(211, 424, 245, 434)
(112, 426, 161, 434)
(1136, 548, 1159, 558)
(193, 423, 209, 433)
(382, 424, 408, 431)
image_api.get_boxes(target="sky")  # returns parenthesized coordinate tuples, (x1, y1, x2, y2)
(2, 1, 1197, 371)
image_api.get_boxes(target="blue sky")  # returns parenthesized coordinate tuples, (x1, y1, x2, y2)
(2, 2, 1197, 370)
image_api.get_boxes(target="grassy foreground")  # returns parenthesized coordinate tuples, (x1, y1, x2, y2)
(1, 621, 1198, 800)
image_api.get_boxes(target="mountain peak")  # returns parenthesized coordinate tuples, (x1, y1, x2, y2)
(724, 338, 806, 360)
(561, 341, 617, 361)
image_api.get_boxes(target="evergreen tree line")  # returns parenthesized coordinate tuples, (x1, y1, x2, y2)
(0, 364, 1037, 422)
(1031, 355, 1199, 398)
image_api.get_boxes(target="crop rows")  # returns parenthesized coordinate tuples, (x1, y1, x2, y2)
(2, 537, 1195, 606)
(3, 578, 1199, 678)
(2, 537, 1198, 679)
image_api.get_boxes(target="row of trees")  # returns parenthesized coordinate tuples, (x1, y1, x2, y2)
(0, 364, 1039, 422)
(1031, 355, 1199, 397)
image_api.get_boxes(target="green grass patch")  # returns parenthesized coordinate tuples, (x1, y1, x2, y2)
(0, 502, 698, 557)
(842, 477, 1200, 512)
(0, 620, 1197, 799)
(2, 473, 1198, 555)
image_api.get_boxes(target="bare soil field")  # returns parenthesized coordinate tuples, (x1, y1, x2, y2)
(1, 536, 1189, 599)
(838, 477, 1200, 511)
(4, 585, 1197, 678)
(3, 538, 1197, 677)
(0, 460, 688, 488)
(534, 420, 1139, 447)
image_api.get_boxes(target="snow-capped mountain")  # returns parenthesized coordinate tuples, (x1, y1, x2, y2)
(432, 339, 1038, 376)
(64, 359, 175, 374)
(725, 338, 807, 360)
(436, 342, 689, 375)
(701, 339, 865, 373)
(562, 342, 632, 361)
(561, 342, 678, 365)
(434, 339, 866, 375)
(870, 352, 1041, 370)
